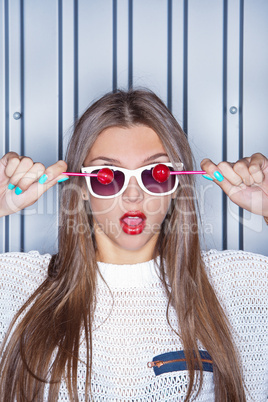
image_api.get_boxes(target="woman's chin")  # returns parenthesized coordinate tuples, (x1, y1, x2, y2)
(114, 230, 158, 253)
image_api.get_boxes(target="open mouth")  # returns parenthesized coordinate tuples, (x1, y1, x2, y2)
(119, 211, 147, 235)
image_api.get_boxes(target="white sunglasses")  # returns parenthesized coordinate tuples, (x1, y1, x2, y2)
(81, 163, 180, 199)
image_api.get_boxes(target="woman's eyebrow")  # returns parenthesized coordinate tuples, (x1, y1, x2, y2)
(143, 153, 169, 162)
(90, 153, 169, 164)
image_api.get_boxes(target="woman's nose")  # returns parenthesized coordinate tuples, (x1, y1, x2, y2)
(122, 176, 144, 203)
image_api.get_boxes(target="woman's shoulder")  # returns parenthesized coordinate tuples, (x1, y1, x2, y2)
(201, 248, 267, 307)
(202, 247, 268, 263)
(0, 250, 51, 294)
(202, 248, 267, 273)
(0, 249, 51, 270)
(202, 248, 267, 283)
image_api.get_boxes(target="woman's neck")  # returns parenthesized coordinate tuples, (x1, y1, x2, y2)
(96, 250, 156, 265)
(95, 235, 158, 265)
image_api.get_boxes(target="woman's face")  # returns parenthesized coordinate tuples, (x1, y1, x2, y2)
(83, 125, 176, 263)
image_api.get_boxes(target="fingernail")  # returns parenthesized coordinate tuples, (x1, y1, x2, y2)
(213, 171, 224, 182)
(38, 174, 48, 184)
(15, 187, 22, 195)
(8, 183, 15, 190)
(202, 174, 214, 181)
(57, 177, 69, 183)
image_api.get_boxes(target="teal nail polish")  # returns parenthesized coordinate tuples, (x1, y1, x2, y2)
(8, 183, 15, 190)
(38, 174, 48, 184)
(202, 174, 214, 181)
(213, 171, 224, 182)
(58, 177, 69, 183)
(15, 187, 22, 195)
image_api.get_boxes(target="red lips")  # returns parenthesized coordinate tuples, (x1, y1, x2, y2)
(120, 211, 147, 235)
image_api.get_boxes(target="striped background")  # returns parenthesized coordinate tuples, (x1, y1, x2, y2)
(1, 0, 268, 255)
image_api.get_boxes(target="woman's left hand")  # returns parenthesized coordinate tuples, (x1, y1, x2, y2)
(200, 153, 268, 217)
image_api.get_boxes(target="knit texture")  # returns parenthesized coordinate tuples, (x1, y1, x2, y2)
(0, 250, 267, 401)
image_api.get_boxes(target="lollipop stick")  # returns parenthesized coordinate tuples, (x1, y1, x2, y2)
(62, 172, 97, 177)
(170, 170, 206, 175)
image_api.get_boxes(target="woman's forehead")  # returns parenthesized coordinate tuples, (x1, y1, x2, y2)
(84, 126, 168, 166)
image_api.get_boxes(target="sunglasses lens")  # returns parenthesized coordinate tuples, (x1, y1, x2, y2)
(90, 169, 124, 196)
(141, 166, 176, 193)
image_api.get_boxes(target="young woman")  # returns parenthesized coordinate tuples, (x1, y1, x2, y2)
(0, 89, 267, 401)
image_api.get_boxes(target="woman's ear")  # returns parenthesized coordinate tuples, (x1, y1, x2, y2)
(81, 187, 89, 200)
(171, 162, 183, 200)
(172, 185, 180, 200)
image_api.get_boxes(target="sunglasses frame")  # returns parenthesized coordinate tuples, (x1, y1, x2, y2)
(81, 163, 180, 199)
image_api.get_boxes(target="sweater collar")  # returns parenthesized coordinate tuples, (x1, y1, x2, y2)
(97, 256, 161, 288)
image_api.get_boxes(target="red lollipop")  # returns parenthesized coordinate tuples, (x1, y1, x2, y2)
(152, 164, 170, 183)
(97, 168, 114, 184)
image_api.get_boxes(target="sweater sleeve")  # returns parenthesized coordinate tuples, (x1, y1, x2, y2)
(202, 249, 268, 401)
(0, 251, 51, 346)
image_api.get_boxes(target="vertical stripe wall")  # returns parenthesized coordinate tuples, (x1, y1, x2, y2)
(0, 0, 268, 255)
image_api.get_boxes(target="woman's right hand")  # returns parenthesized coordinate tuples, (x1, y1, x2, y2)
(0, 152, 68, 217)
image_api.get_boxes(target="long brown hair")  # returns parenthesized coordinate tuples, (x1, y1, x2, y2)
(0, 89, 245, 401)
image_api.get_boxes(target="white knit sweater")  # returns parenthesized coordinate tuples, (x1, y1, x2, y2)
(0, 249, 267, 401)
